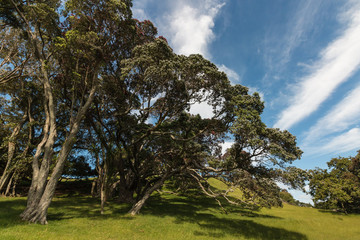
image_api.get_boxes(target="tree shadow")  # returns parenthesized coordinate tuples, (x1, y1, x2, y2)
(46, 196, 133, 222)
(0, 198, 27, 227)
(0, 196, 133, 228)
(0, 195, 308, 240)
(318, 209, 360, 216)
(138, 194, 308, 240)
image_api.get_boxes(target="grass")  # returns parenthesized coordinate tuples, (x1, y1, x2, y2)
(1, 191, 360, 240)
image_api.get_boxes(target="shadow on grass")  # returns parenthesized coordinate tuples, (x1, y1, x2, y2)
(317, 209, 360, 216)
(0, 198, 27, 227)
(0, 194, 308, 240)
(138, 194, 308, 240)
(47, 196, 134, 222)
(0, 196, 133, 228)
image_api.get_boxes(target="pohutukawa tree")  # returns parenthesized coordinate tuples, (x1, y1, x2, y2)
(84, 37, 305, 215)
(0, 0, 306, 223)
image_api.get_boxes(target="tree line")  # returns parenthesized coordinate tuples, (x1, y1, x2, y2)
(0, 0, 307, 224)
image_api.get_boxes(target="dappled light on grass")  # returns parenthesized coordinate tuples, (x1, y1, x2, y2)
(1, 194, 360, 239)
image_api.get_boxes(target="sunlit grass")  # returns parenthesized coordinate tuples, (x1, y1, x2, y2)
(1, 191, 360, 240)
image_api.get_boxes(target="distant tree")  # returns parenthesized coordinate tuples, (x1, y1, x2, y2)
(62, 155, 95, 179)
(280, 189, 297, 205)
(309, 151, 360, 213)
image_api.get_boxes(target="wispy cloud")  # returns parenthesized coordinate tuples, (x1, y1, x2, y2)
(304, 83, 360, 142)
(263, 0, 322, 75)
(218, 64, 240, 84)
(274, 2, 360, 130)
(317, 128, 360, 154)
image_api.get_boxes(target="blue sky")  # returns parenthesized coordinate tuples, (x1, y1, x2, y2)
(132, 0, 360, 203)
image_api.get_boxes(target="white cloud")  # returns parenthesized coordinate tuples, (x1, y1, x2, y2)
(320, 128, 360, 154)
(158, 0, 225, 58)
(304, 83, 360, 142)
(132, 0, 150, 20)
(218, 64, 240, 84)
(189, 101, 214, 119)
(274, 2, 360, 130)
(132, 0, 225, 58)
(290, 190, 313, 205)
(221, 141, 234, 154)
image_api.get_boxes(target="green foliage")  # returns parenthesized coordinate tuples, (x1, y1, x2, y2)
(309, 151, 360, 213)
(280, 190, 296, 204)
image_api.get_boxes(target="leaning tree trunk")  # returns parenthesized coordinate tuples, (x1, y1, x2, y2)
(128, 172, 172, 216)
(20, 84, 97, 224)
(0, 113, 27, 193)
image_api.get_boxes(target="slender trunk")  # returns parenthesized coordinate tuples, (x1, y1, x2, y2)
(5, 173, 14, 196)
(21, 58, 56, 222)
(91, 179, 97, 197)
(0, 113, 27, 192)
(11, 178, 17, 197)
(100, 178, 106, 214)
(21, 85, 98, 224)
(128, 172, 172, 216)
(109, 180, 120, 198)
(0, 171, 12, 193)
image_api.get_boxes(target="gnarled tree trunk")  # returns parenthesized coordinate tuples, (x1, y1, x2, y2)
(20, 84, 97, 224)
(128, 171, 172, 216)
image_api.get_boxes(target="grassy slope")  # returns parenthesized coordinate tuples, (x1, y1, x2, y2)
(0, 182, 359, 240)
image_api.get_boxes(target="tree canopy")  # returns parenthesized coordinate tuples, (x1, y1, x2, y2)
(1, 0, 305, 224)
(309, 151, 360, 213)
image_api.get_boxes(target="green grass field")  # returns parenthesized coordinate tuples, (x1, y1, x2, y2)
(1, 191, 360, 240)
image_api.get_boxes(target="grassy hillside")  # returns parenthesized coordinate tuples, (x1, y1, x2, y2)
(1, 190, 360, 240)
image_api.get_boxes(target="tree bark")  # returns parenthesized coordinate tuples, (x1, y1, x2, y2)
(4, 173, 14, 196)
(128, 172, 172, 216)
(118, 185, 135, 204)
(91, 179, 97, 197)
(0, 113, 27, 193)
(20, 85, 97, 224)
(100, 178, 106, 215)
